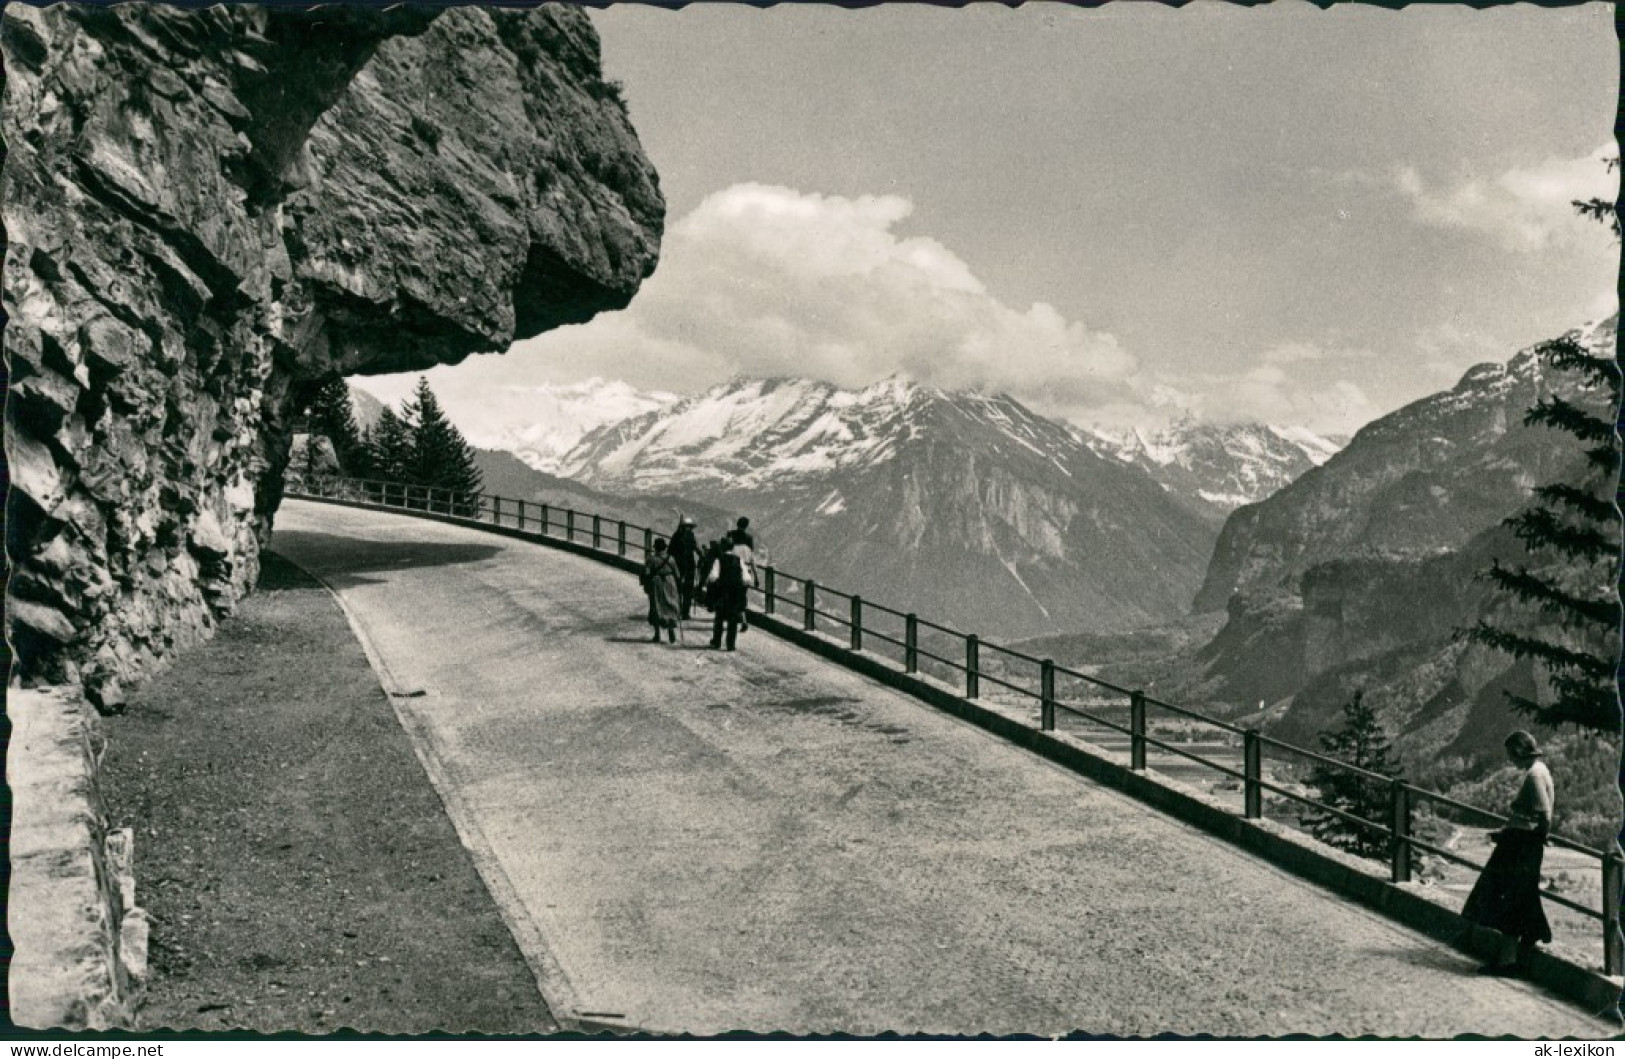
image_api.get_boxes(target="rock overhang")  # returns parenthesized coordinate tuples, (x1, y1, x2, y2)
(3, 4, 664, 704)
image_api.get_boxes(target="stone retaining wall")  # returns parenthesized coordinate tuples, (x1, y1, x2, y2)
(9, 686, 148, 1029)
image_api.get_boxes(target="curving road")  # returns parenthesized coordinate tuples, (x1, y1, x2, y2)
(273, 500, 1613, 1037)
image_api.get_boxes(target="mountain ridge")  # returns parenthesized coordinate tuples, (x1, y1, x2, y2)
(557, 375, 1220, 638)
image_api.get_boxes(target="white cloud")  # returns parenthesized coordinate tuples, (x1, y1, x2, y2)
(1260, 341, 1328, 365)
(388, 182, 1409, 442)
(1140, 360, 1380, 437)
(1410, 319, 1515, 387)
(520, 183, 1138, 410)
(1396, 145, 1618, 251)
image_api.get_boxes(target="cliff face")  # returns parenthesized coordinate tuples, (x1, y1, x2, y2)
(4, 5, 663, 706)
(1181, 318, 1618, 764)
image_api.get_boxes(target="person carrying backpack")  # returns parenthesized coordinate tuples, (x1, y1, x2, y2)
(706, 532, 757, 651)
(669, 516, 702, 620)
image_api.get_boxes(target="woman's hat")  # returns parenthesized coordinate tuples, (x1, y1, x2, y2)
(1504, 730, 1542, 759)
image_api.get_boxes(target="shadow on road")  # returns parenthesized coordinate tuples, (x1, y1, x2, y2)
(1370, 943, 1478, 977)
(269, 532, 504, 589)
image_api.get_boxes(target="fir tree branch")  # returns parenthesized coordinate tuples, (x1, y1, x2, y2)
(1524, 394, 1615, 442)
(1480, 562, 1621, 628)
(1530, 483, 1619, 524)
(1572, 198, 1622, 240)
(1503, 507, 1619, 564)
(1467, 621, 1616, 678)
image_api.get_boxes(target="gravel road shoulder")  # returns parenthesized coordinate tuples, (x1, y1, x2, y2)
(99, 551, 557, 1034)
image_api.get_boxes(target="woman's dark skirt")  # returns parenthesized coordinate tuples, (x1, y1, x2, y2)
(1462, 829, 1552, 945)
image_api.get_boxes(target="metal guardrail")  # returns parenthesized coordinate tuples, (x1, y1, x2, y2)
(288, 473, 1625, 974)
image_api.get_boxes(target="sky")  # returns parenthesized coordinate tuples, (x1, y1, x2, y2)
(356, 2, 1619, 441)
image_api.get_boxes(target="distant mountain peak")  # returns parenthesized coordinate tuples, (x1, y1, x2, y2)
(464, 378, 678, 474)
(555, 372, 1218, 639)
(1080, 418, 1343, 516)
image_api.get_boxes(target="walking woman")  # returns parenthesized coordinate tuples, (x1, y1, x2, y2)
(641, 538, 682, 644)
(1462, 730, 1554, 976)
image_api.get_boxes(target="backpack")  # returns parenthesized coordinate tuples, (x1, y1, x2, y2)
(717, 551, 745, 588)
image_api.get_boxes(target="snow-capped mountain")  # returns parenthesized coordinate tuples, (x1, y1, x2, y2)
(474, 378, 678, 473)
(562, 376, 936, 492)
(1082, 420, 1343, 519)
(560, 376, 1220, 638)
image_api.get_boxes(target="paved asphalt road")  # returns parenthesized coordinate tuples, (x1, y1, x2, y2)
(273, 500, 1614, 1037)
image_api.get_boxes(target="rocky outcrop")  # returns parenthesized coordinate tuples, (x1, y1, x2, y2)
(3, 5, 663, 706)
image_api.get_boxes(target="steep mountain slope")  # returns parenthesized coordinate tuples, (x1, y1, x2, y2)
(350, 386, 387, 433)
(1085, 421, 1342, 523)
(560, 377, 1219, 638)
(471, 448, 732, 536)
(1161, 317, 1618, 772)
(1194, 316, 1616, 613)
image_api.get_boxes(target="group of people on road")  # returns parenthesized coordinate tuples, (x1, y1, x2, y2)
(640, 515, 759, 651)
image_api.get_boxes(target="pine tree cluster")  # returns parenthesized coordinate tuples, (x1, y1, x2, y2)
(298, 376, 484, 516)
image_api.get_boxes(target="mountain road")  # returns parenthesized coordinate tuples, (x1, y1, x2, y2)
(271, 499, 1613, 1037)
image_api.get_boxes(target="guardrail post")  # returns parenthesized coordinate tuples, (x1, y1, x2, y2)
(1389, 780, 1412, 884)
(539, 503, 549, 536)
(1243, 730, 1262, 819)
(804, 580, 816, 632)
(1130, 690, 1147, 771)
(617, 521, 627, 556)
(565, 509, 575, 541)
(515, 499, 526, 531)
(1605, 850, 1624, 976)
(905, 615, 919, 674)
(642, 527, 653, 556)
(1040, 659, 1056, 731)
(764, 568, 776, 615)
(965, 636, 980, 699)
(492, 496, 502, 525)
(592, 514, 602, 550)
(850, 596, 863, 651)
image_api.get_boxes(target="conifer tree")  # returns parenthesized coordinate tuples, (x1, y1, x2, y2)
(367, 406, 416, 485)
(305, 377, 365, 474)
(402, 377, 483, 516)
(1464, 161, 1621, 735)
(1302, 691, 1413, 864)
